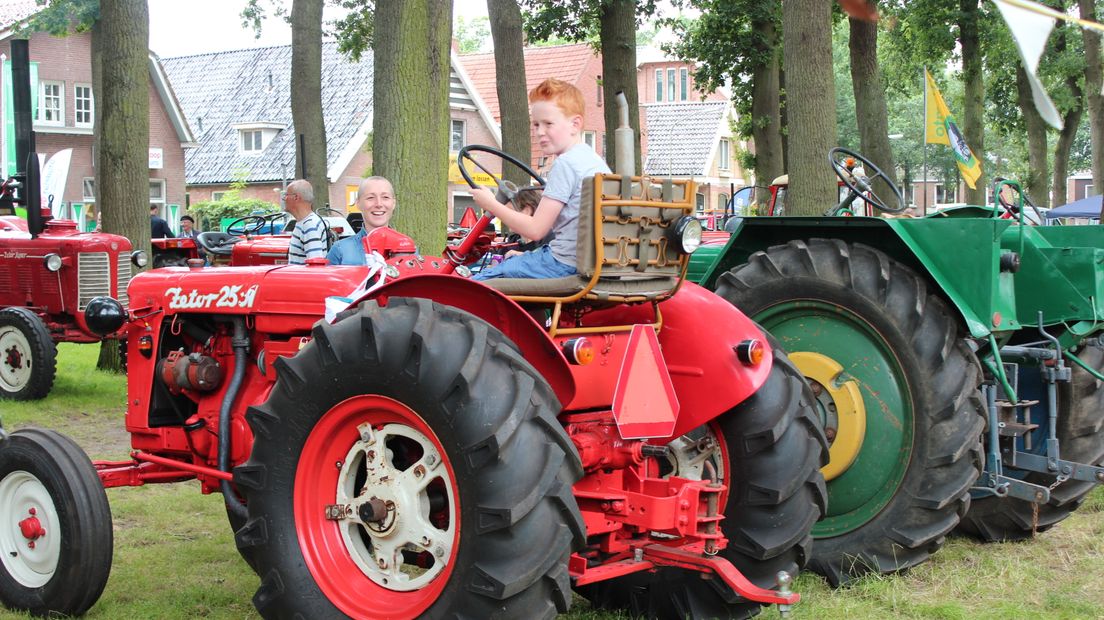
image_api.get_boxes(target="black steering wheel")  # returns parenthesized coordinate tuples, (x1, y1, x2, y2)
(195, 231, 242, 256)
(828, 147, 906, 214)
(226, 212, 289, 236)
(457, 144, 546, 211)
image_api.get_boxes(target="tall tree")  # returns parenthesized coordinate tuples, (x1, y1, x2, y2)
(487, 0, 531, 188)
(1079, 0, 1104, 216)
(374, 0, 451, 252)
(1051, 18, 1084, 209)
(291, 0, 328, 208)
(521, 0, 658, 173)
(664, 1, 784, 196)
(783, 0, 838, 215)
(849, 11, 898, 199)
(1013, 63, 1050, 205)
(98, 0, 149, 370)
(959, 0, 986, 204)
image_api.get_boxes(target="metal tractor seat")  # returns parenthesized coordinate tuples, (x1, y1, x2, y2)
(483, 173, 695, 311)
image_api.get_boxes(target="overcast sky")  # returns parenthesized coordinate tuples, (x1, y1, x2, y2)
(150, 0, 490, 59)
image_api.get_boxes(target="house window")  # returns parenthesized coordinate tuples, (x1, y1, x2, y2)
(680, 68, 689, 101)
(696, 193, 705, 212)
(450, 119, 466, 152)
(82, 178, 96, 203)
(583, 131, 596, 149)
(667, 68, 676, 102)
(719, 193, 728, 209)
(240, 130, 263, 154)
(149, 179, 166, 211)
(212, 191, 226, 201)
(655, 69, 664, 102)
(75, 84, 93, 127)
(36, 81, 64, 125)
(718, 139, 731, 171)
(1084, 184, 1094, 200)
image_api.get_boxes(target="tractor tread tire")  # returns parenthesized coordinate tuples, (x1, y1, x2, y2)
(0, 307, 57, 400)
(957, 344, 1104, 541)
(716, 239, 985, 586)
(235, 297, 584, 620)
(579, 336, 827, 619)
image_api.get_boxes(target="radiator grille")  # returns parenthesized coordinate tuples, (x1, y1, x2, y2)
(116, 255, 131, 307)
(78, 252, 111, 311)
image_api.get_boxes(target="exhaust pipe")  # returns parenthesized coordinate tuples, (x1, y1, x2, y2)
(614, 91, 635, 178)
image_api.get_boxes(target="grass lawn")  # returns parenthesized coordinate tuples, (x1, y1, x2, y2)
(1, 343, 1103, 619)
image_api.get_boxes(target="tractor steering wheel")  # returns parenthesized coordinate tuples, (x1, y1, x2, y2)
(829, 147, 907, 214)
(457, 144, 546, 211)
(226, 212, 289, 236)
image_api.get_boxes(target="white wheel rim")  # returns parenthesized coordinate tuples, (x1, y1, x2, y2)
(335, 422, 457, 592)
(0, 326, 33, 393)
(0, 470, 61, 588)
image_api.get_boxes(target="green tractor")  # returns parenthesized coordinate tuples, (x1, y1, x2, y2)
(691, 148, 1104, 585)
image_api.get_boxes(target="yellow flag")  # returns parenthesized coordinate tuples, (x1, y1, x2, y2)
(924, 69, 982, 189)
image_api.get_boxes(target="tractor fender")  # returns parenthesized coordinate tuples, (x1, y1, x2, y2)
(361, 274, 576, 407)
(695, 216, 1019, 339)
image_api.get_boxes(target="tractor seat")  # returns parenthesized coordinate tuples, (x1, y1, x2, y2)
(196, 231, 242, 256)
(481, 174, 694, 303)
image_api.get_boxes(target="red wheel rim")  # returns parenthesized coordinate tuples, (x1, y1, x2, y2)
(295, 395, 460, 618)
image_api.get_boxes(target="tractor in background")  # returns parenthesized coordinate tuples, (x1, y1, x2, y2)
(0, 40, 143, 400)
(690, 147, 1104, 585)
(0, 125, 828, 619)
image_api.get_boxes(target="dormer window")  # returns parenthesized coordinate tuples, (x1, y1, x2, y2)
(233, 122, 286, 156)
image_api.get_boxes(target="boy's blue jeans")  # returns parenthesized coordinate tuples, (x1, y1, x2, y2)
(473, 245, 577, 281)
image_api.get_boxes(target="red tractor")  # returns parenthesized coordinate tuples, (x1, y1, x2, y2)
(0, 144, 827, 619)
(0, 41, 143, 400)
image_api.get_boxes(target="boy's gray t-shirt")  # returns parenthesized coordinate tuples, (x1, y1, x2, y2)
(542, 143, 611, 267)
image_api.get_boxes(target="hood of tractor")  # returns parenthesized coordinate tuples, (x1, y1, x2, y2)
(126, 263, 371, 317)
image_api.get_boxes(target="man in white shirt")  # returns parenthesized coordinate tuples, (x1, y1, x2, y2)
(284, 180, 326, 265)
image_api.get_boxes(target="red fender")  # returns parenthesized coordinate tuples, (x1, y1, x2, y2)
(363, 275, 576, 407)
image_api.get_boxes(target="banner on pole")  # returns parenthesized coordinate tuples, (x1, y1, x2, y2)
(924, 69, 983, 190)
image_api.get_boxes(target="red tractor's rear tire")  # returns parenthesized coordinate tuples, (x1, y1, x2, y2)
(234, 298, 585, 619)
(958, 343, 1104, 540)
(579, 338, 828, 619)
(0, 308, 57, 401)
(0, 428, 113, 616)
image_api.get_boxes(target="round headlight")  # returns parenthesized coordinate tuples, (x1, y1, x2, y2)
(131, 250, 149, 268)
(84, 296, 127, 337)
(43, 253, 63, 272)
(669, 216, 703, 254)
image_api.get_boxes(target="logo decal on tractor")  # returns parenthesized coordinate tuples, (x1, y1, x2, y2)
(165, 284, 259, 310)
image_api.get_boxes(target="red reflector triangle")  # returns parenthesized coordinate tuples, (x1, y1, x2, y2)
(612, 325, 680, 439)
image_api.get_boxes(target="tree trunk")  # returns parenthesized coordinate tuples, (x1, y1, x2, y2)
(1079, 0, 1104, 217)
(1051, 20, 1081, 209)
(849, 15, 899, 204)
(1014, 63, 1050, 207)
(599, 0, 641, 174)
(960, 0, 986, 205)
(374, 0, 451, 252)
(488, 0, 530, 187)
(97, 0, 149, 373)
(291, 0, 328, 208)
(782, 0, 837, 215)
(750, 14, 784, 197)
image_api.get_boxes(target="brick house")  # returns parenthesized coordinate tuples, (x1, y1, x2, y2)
(0, 0, 195, 232)
(162, 42, 500, 224)
(459, 44, 746, 216)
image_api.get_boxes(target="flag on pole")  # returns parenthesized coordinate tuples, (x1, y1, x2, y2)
(924, 69, 982, 190)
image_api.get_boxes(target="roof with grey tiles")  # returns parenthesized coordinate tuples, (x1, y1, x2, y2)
(0, 0, 36, 31)
(642, 101, 728, 176)
(162, 42, 373, 185)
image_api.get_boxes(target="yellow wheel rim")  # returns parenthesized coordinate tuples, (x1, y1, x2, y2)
(789, 351, 866, 482)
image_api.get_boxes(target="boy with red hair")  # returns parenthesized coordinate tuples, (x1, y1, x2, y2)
(472, 78, 610, 280)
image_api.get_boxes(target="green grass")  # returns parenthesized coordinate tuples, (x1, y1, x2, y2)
(2, 344, 1103, 618)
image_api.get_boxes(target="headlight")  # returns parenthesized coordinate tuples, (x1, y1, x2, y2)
(43, 253, 63, 272)
(668, 216, 703, 254)
(131, 250, 149, 268)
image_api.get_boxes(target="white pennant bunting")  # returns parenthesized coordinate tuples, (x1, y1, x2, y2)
(993, 0, 1064, 130)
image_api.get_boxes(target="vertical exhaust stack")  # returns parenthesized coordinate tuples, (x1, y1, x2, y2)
(614, 91, 635, 178)
(9, 39, 42, 237)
